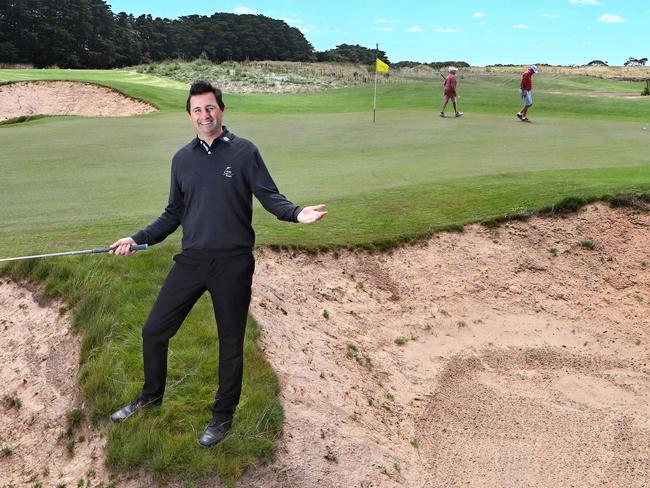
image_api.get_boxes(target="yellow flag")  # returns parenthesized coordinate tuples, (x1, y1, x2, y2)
(375, 58, 389, 73)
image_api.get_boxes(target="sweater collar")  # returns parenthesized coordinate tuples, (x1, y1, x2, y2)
(192, 126, 234, 152)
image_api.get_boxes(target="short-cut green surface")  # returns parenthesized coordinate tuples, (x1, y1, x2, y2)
(1, 67, 649, 485)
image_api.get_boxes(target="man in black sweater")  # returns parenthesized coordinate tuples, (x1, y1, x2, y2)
(109, 80, 326, 448)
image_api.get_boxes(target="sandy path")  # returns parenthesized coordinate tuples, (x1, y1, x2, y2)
(0, 81, 156, 122)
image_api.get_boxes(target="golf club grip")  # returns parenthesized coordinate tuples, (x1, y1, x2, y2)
(94, 244, 149, 254)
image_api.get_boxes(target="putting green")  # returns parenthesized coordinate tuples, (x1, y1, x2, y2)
(1, 106, 648, 252)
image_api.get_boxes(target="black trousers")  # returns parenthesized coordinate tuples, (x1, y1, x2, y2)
(137, 252, 254, 419)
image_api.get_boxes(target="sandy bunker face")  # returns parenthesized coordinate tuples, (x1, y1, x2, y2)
(0, 80, 157, 122)
(0, 279, 115, 486)
(245, 203, 650, 488)
(1, 203, 649, 487)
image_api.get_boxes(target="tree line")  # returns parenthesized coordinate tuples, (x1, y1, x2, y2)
(0, 0, 322, 68)
(0, 1, 394, 69)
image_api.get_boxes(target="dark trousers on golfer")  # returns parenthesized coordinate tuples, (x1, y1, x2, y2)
(137, 252, 254, 420)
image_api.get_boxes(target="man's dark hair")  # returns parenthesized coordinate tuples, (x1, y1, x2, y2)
(186, 80, 225, 113)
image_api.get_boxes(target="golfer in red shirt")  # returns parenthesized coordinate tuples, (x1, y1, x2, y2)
(517, 65, 538, 122)
(440, 66, 463, 118)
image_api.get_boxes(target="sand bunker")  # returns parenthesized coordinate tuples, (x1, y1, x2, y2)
(1, 203, 649, 487)
(0, 279, 117, 486)
(246, 202, 650, 487)
(0, 81, 156, 123)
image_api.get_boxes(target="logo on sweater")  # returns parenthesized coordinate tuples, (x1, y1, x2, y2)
(222, 166, 233, 178)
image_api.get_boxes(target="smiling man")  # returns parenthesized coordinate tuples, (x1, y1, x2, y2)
(108, 80, 327, 448)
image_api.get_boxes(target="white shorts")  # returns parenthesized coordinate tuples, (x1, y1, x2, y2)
(520, 90, 533, 106)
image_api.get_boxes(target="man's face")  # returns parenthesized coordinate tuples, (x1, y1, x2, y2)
(188, 91, 224, 139)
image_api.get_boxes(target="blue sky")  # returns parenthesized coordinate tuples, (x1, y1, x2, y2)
(107, 1, 647, 66)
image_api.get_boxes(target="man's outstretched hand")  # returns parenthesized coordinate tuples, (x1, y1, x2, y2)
(297, 204, 327, 224)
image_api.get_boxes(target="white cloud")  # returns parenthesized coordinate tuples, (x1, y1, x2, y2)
(472, 12, 485, 19)
(299, 27, 310, 34)
(281, 17, 302, 24)
(512, 24, 529, 29)
(408, 26, 422, 33)
(435, 27, 460, 33)
(375, 18, 401, 23)
(569, 0, 600, 5)
(542, 13, 559, 18)
(233, 6, 257, 14)
(598, 13, 626, 23)
(373, 27, 396, 31)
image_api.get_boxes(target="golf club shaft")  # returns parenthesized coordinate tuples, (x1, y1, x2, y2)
(0, 244, 148, 263)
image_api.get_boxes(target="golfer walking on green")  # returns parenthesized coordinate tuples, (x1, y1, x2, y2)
(109, 80, 327, 448)
(440, 66, 463, 118)
(517, 65, 538, 122)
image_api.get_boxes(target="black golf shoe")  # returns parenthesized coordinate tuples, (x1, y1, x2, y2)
(109, 397, 160, 422)
(198, 417, 232, 448)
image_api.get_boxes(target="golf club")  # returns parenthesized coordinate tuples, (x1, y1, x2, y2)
(0, 244, 148, 263)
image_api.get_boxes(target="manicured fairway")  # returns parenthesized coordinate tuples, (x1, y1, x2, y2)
(0, 67, 649, 485)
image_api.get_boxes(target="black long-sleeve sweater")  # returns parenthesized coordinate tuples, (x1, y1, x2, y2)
(132, 127, 301, 257)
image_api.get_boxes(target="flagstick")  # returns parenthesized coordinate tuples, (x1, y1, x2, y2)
(373, 42, 378, 123)
(373, 69, 378, 123)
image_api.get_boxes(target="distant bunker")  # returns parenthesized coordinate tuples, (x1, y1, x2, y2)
(0, 80, 157, 123)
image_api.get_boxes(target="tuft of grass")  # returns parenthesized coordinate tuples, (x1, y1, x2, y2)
(549, 247, 558, 257)
(410, 438, 420, 449)
(324, 447, 338, 463)
(66, 408, 85, 436)
(578, 239, 597, 250)
(66, 439, 77, 455)
(346, 342, 358, 358)
(344, 342, 372, 369)
(4, 391, 22, 409)
(394, 336, 408, 346)
(322, 309, 330, 320)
